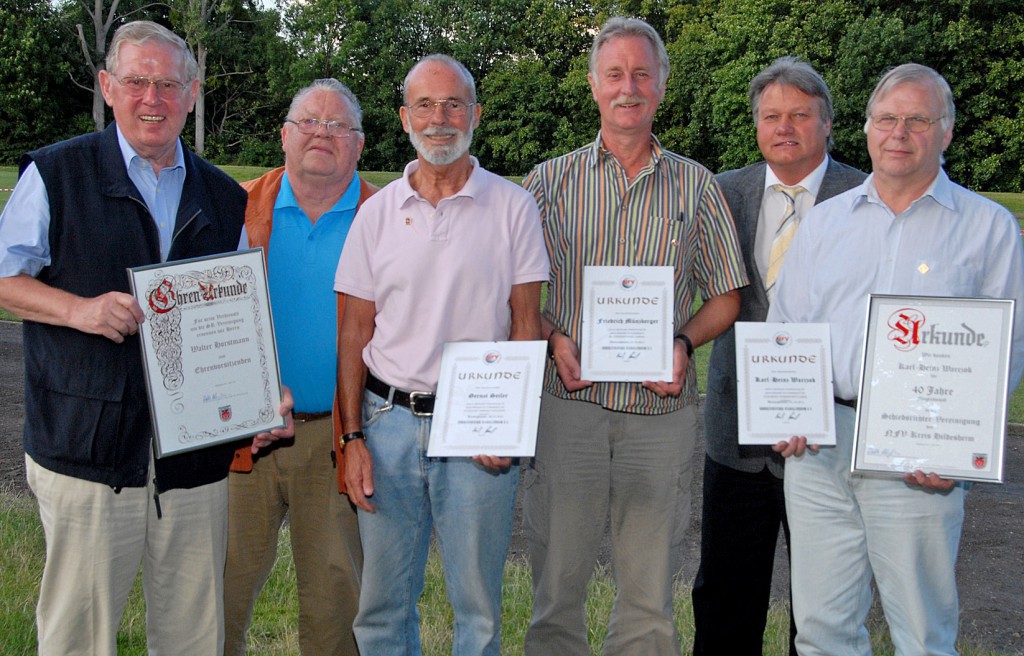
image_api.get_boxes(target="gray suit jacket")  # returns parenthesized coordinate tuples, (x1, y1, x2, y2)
(704, 158, 866, 476)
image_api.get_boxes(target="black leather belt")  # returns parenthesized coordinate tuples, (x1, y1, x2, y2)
(293, 411, 331, 422)
(835, 397, 857, 409)
(366, 372, 435, 416)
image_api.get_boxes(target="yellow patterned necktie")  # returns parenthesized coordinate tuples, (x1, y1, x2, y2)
(766, 184, 806, 301)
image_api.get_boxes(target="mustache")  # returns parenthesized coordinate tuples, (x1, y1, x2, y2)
(611, 96, 646, 109)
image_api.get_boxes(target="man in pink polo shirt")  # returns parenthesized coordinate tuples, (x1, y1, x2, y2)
(333, 54, 549, 655)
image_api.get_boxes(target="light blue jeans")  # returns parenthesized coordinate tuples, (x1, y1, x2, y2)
(353, 389, 519, 656)
(786, 403, 964, 656)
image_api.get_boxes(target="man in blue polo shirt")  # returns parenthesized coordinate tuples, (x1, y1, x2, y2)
(223, 78, 377, 656)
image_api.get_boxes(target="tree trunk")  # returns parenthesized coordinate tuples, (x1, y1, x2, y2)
(92, 83, 105, 132)
(77, 0, 120, 132)
(194, 42, 207, 153)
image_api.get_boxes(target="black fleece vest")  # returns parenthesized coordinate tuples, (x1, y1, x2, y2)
(20, 124, 247, 489)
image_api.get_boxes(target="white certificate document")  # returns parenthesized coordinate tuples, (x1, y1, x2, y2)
(427, 340, 546, 457)
(580, 266, 674, 382)
(129, 249, 284, 457)
(735, 322, 836, 445)
(853, 295, 1014, 482)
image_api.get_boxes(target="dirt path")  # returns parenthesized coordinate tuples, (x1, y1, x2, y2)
(0, 321, 1020, 653)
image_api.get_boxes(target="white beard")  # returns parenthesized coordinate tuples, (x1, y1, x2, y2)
(409, 125, 474, 165)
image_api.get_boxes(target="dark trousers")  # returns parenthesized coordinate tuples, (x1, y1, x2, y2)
(691, 455, 797, 656)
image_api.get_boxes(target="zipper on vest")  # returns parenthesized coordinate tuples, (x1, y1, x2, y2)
(127, 197, 201, 259)
(171, 209, 202, 248)
(127, 195, 163, 260)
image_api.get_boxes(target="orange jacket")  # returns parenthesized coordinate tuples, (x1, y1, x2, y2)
(230, 167, 378, 495)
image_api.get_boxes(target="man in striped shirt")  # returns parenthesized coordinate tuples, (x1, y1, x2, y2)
(521, 17, 748, 655)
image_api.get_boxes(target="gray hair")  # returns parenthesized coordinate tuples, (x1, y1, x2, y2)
(589, 17, 670, 88)
(402, 54, 477, 104)
(749, 56, 834, 151)
(750, 56, 834, 123)
(286, 78, 363, 131)
(864, 63, 956, 131)
(106, 21, 197, 82)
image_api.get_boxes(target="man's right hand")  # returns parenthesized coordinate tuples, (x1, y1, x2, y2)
(549, 331, 593, 392)
(344, 438, 376, 512)
(72, 291, 145, 343)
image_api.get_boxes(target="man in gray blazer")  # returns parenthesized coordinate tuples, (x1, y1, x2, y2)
(691, 56, 866, 656)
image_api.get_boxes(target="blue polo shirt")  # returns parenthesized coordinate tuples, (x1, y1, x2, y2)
(269, 171, 361, 413)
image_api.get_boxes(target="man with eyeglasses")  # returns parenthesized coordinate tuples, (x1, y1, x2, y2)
(522, 17, 747, 654)
(335, 54, 549, 655)
(0, 20, 292, 655)
(769, 64, 1024, 655)
(222, 79, 375, 656)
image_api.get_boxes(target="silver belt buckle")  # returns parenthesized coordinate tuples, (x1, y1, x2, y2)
(409, 391, 433, 417)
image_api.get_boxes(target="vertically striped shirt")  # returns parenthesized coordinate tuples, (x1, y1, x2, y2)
(525, 134, 748, 414)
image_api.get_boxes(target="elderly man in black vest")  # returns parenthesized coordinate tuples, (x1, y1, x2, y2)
(0, 21, 291, 655)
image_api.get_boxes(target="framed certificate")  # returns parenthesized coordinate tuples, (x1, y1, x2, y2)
(735, 322, 836, 445)
(129, 249, 285, 457)
(427, 340, 546, 457)
(580, 265, 674, 382)
(852, 295, 1015, 482)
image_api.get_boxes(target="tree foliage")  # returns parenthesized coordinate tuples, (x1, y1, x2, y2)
(0, 0, 87, 162)
(2, 0, 1023, 190)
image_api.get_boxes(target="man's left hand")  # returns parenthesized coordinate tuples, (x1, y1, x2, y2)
(251, 385, 295, 452)
(643, 338, 688, 398)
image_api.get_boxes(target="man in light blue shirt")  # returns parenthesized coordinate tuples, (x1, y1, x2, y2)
(769, 64, 1024, 656)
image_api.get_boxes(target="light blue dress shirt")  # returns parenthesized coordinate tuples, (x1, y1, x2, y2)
(0, 125, 187, 276)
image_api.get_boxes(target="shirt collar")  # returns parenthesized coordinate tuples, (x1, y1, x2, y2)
(763, 155, 829, 196)
(860, 169, 955, 212)
(398, 155, 481, 205)
(275, 171, 362, 213)
(115, 123, 185, 174)
(587, 131, 664, 169)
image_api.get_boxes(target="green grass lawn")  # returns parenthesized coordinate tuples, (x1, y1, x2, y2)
(0, 492, 1007, 656)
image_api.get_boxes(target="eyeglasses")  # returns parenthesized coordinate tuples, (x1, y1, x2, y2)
(285, 118, 360, 138)
(869, 114, 945, 133)
(116, 76, 187, 100)
(405, 99, 475, 118)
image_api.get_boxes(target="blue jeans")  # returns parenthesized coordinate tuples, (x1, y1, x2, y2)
(787, 403, 964, 656)
(353, 390, 519, 656)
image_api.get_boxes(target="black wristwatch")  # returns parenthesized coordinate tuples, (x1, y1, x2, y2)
(341, 431, 365, 447)
(676, 333, 694, 359)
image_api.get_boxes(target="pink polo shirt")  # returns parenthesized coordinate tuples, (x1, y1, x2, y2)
(334, 157, 549, 392)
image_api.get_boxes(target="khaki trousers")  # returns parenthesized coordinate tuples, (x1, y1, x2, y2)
(223, 417, 362, 655)
(27, 453, 228, 656)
